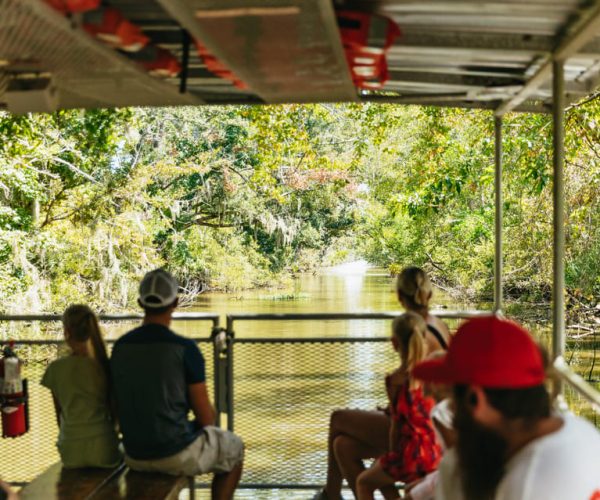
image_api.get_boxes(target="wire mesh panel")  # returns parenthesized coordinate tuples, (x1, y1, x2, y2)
(5, 312, 599, 495)
(1, 360, 60, 483)
(232, 339, 397, 487)
(0, 338, 214, 484)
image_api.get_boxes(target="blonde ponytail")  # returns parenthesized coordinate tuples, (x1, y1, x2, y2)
(406, 325, 426, 370)
(396, 267, 433, 313)
(63, 305, 112, 401)
(392, 311, 427, 371)
(86, 312, 110, 382)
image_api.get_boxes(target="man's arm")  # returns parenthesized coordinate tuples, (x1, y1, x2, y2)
(188, 382, 216, 427)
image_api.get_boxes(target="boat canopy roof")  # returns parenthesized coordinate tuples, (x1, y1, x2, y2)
(1, 0, 599, 114)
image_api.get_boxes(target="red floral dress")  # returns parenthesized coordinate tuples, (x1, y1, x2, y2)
(378, 378, 442, 483)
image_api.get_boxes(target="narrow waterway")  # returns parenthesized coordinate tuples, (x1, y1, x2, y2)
(186, 262, 597, 418)
(189, 263, 472, 338)
(3, 263, 598, 499)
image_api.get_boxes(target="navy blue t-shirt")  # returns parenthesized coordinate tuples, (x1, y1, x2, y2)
(110, 323, 205, 460)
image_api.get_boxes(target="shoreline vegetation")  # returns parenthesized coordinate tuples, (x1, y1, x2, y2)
(1, 101, 600, 324)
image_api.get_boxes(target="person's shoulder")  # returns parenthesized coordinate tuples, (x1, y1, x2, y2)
(42, 358, 58, 380)
(45, 355, 76, 371)
(169, 329, 196, 345)
(504, 413, 600, 495)
(386, 367, 407, 386)
(180, 335, 204, 360)
(113, 326, 142, 346)
(114, 324, 178, 345)
(41, 356, 72, 387)
(538, 412, 600, 450)
(428, 316, 450, 335)
(564, 411, 600, 434)
(155, 328, 201, 353)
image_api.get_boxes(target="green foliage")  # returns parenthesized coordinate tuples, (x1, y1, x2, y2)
(1, 97, 600, 313)
(0, 105, 363, 311)
(352, 98, 600, 303)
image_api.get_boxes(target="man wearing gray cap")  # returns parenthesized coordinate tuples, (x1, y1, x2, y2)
(111, 269, 244, 499)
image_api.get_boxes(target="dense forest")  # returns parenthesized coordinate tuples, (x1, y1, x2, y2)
(0, 99, 599, 314)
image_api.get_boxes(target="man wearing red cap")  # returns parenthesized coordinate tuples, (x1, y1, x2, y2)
(412, 315, 600, 500)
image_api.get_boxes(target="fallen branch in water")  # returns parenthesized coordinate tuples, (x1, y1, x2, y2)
(567, 331, 596, 339)
(567, 324, 596, 333)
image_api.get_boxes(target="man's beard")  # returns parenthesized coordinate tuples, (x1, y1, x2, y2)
(454, 398, 508, 500)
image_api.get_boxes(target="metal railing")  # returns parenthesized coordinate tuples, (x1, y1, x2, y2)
(554, 356, 600, 414)
(219, 309, 493, 432)
(0, 313, 220, 486)
(0, 312, 220, 324)
(216, 311, 600, 489)
(2, 310, 599, 490)
(219, 311, 600, 421)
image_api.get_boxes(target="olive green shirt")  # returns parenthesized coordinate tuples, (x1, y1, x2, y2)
(41, 355, 121, 468)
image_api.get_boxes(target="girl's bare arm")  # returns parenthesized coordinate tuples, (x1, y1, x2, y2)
(51, 393, 61, 427)
(388, 418, 398, 452)
(385, 369, 407, 410)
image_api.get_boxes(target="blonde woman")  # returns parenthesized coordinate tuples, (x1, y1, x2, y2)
(313, 267, 449, 500)
(41, 305, 121, 468)
(356, 313, 442, 500)
(395, 267, 450, 352)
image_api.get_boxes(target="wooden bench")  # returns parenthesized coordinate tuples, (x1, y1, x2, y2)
(92, 469, 193, 500)
(19, 463, 194, 500)
(19, 463, 125, 499)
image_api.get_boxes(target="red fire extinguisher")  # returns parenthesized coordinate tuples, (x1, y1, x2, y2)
(0, 342, 29, 438)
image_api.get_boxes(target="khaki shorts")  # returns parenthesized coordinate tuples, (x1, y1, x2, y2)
(125, 426, 244, 476)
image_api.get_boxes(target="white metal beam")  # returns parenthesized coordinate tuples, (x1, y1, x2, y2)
(494, 115, 503, 314)
(496, 0, 600, 116)
(552, 60, 566, 365)
(392, 31, 600, 58)
(361, 94, 550, 113)
(155, 0, 357, 103)
(379, 1, 574, 16)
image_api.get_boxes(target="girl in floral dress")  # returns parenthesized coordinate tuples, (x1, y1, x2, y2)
(356, 312, 443, 500)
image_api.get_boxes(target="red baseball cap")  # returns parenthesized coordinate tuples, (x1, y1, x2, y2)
(412, 315, 545, 388)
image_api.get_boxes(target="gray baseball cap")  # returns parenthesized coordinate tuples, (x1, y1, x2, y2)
(139, 269, 178, 308)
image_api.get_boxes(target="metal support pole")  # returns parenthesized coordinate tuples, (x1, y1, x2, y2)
(552, 60, 566, 364)
(227, 335, 234, 431)
(225, 316, 235, 431)
(188, 476, 196, 500)
(212, 327, 223, 428)
(494, 116, 503, 315)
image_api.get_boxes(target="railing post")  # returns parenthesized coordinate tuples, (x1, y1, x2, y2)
(494, 115, 503, 315)
(213, 316, 235, 432)
(211, 325, 227, 428)
(225, 316, 235, 432)
(552, 59, 566, 366)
